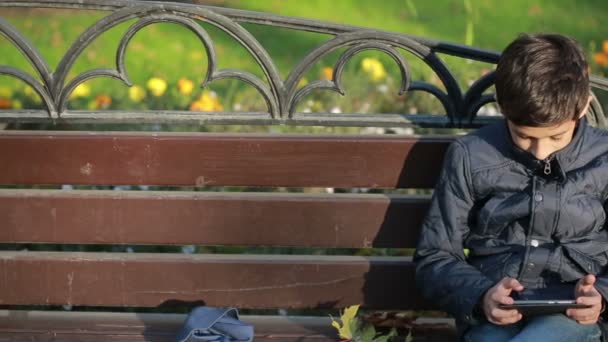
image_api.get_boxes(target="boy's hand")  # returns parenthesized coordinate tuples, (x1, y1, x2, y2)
(567, 274, 603, 324)
(482, 277, 524, 325)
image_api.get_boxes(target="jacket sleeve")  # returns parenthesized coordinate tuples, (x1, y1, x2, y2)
(413, 140, 495, 325)
(592, 194, 608, 311)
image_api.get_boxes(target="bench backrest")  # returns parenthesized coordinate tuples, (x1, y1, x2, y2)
(0, 131, 449, 310)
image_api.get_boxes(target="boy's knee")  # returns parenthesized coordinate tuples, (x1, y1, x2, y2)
(522, 314, 601, 341)
(464, 322, 520, 342)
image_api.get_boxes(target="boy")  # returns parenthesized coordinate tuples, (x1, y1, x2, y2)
(414, 33, 607, 341)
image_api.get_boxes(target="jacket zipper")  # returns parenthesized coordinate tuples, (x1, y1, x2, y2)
(543, 156, 553, 175)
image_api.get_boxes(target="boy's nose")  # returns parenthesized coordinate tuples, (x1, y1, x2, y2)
(529, 143, 552, 160)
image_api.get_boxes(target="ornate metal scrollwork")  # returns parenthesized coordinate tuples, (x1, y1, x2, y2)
(0, 17, 56, 117)
(0, 0, 606, 128)
(285, 31, 463, 124)
(1, 3, 284, 119)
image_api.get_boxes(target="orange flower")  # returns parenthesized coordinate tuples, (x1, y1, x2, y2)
(603, 40, 608, 55)
(189, 100, 207, 111)
(594, 52, 608, 68)
(189, 91, 223, 111)
(0, 97, 11, 109)
(320, 67, 333, 81)
(95, 95, 112, 109)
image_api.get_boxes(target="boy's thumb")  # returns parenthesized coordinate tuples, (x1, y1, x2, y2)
(580, 274, 596, 288)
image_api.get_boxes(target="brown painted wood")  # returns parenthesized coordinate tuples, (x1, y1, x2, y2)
(0, 311, 456, 341)
(0, 311, 336, 341)
(0, 252, 425, 310)
(0, 189, 429, 248)
(0, 131, 451, 188)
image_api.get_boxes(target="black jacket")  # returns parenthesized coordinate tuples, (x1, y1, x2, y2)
(414, 118, 608, 330)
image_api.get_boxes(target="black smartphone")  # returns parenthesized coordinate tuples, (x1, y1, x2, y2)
(499, 300, 590, 315)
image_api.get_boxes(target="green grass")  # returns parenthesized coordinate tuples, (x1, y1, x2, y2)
(0, 0, 606, 111)
(226, 0, 607, 52)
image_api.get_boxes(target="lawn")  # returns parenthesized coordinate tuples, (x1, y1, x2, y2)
(0, 0, 606, 113)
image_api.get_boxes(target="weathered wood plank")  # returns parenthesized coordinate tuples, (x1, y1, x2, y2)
(0, 311, 456, 342)
(0, 131, 451, 188)
(0, 189, 429, 248)
(0, 311, 335, 341)
(0, 252, 424, 310)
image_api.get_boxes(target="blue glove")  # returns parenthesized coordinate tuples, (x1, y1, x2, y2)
(175, 307, 254, 342)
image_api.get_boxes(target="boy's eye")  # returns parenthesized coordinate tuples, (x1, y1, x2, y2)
(550, 136, 564, 141)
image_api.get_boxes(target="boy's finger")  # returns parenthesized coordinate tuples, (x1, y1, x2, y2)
(490, 291, 510, 304)
(498, 313, 523, 325)
(576, 295, 602, 306)
(496, 296, 515, 305)
(582, 274, 596, 286)
(577, 285, 601, 298)
(567, 310, 599, 324)
(501, 277, 523, 291)
(568, 307, 597, 318)
(490, 311, 522, 325)
(491, 307, 519, 318)
(489, 308, 521, 325)
(578, 274, 596, 289)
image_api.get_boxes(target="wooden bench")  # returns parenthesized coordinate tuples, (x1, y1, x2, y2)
(0, 1, 606, 341)
(0, 131, 456, 341)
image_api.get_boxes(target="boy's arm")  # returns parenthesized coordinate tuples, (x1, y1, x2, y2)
(591, 200, 608, 318)
(413, 141, 494, 325)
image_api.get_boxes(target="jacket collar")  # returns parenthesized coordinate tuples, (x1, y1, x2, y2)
(504, 118, 587, 179)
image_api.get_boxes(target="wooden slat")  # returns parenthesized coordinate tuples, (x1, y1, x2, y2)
(0, 131, 451, 188)
(0, 311, 336, 342)
(0, 252, 426, 310)
(0, 189, 429, 248)
(0, 311, 456, 342)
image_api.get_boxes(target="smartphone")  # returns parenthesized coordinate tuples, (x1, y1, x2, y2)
(499, 300, 590, 315)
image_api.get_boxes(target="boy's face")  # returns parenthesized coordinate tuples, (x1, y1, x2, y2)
(507, 119, 579, 160)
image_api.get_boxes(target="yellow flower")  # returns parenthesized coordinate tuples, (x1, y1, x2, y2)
(177, 78, 195, 95)
(603, 40, 608, 55)
(128, 85, 146, 102)
(12, 99, 22, 109)
(190, 91, 223, 111)
(361, 57, 386, 82)
(189, 100, 208, 111)
(594, 52, 608, 68)
(0, 86, 13, 98)
(95, 94, 112, 109)
(70, 83, 91, 99)
(146, 77, 167, 97)
(320, 67, 333, 80)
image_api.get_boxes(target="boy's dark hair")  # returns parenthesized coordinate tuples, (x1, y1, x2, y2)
(495, 33, 590, 126)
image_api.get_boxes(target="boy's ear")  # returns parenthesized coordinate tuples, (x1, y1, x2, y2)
(578, 95, 593, 119)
